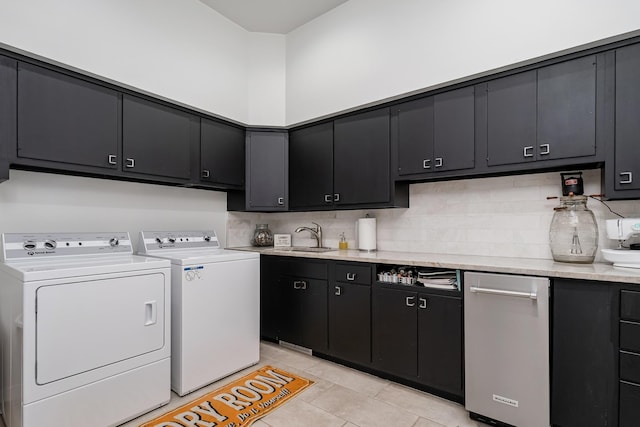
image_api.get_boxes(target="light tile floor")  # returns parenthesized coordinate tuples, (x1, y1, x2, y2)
(121, 341, 480, 427)
(0, 341, 480, 427)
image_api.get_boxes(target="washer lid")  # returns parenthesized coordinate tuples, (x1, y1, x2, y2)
(140, 248, 259, 265)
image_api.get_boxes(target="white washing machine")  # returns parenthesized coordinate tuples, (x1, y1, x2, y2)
(138, 230, 260, 396)
(0, 232, 171, 427)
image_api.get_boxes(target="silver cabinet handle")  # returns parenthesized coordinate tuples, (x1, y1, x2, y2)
(277, 197, 284, 205)
(346, 272, 356, 281)
(201, 170, 210, 178)
(334, 193, 340, 202)
(523, 146, 534, 158)
(434, 157, 443, 168)
(539, 144, 550, 155)
(335, 286, 341, 296)
(108, 154, 117, 165)
(469, 286, 537, 300)
(620, 171, 633, 184)
(324, 194, 332, 203)
(125, 158, 135, 168)
(405, 296, 415, 307)
(419, 297, 427, 309)
(293, 280, 307, 290)
(423, 159, 431, 169)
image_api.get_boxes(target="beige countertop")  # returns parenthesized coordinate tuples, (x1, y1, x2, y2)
(231, 246, 640, 285)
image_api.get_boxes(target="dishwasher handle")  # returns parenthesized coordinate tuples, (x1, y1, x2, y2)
(469, 286, 537, 300)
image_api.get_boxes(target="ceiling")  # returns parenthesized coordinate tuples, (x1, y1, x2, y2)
(199, 0, 350, 34)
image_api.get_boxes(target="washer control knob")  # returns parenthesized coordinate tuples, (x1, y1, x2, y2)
(204, 235, 211, 242)
(109, 237, 119, 247)
(168, 237, 176, 244)
(23, 240, 37, 250)
(44, 239, 57, 250)
(155, 237, 164, 244)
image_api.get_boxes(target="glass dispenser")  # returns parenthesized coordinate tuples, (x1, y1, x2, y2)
(251, 224, 274, 247)
(549, 195, 598, 263)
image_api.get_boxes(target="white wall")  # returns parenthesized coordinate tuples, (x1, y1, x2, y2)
(228, 169, 640, 261)
(0, 170, 227, 249)
(285, 0, 640, 124)
(0, 0, 286, 125)
(247, 33, 287, 125)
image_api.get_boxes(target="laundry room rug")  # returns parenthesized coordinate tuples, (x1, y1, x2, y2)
(140, 365, 313, 427)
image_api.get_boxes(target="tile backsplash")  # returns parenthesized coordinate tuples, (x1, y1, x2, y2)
(226, 169, 640, 261)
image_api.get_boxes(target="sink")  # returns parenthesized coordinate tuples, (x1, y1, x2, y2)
(288, 247, 335, 253)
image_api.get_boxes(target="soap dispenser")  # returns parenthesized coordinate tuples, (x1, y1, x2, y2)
(339, 232, 348, 250)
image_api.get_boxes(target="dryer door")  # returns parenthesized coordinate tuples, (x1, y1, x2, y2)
(35, 272, 166, 384)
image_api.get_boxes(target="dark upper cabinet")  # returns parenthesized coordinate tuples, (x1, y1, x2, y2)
(16, 62, 120, 170)
(334, 108, 391, 205)
(200, 118, 245, 188)
(0, 55, 16, 183)
(551, 279, 617, 427)
(289, 122, 334, 209)
(486, 55, 599, 167)
(396, 86, 475, 177)
(604, 43, 640, 198)
(243, 130, 288, 211)
(122, 94, 194, 180)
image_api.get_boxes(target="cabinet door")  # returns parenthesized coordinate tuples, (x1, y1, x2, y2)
(614, 43, 640, 191)
(289, 122, 334, 209)
(122, 95, 192, 179)
(200, 118, 245, 187)
(17, 62, 119, 169)
(537, 55, 597, 161)
(280, 277, 328, 351)
(246, 131, 288, 210)
(334, 109, 390, 205)
(396, 97, 434, 176)
(551, 279, 617, 427)
(433, 86, 475, 172)
(329, 282, 371, 365)
(417, 293, 463, 397)
(486, 70, 537, 166)
(0, 55, 16, 182)
(259, 256, 285, 341)
(372, 286, 417, 378)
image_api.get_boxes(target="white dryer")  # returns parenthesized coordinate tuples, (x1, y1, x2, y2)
(138, 230, 260, 396)
(0, 232, 171, 427)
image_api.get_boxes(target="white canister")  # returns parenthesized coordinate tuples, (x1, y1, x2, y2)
(356, 217, 377, 252)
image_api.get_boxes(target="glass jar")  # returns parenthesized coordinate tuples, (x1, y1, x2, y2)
(251, 224, 274, 247)
(549, 195, 598, 263)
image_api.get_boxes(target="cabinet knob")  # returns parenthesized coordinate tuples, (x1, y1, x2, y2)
(523, 146, 534, 158)
(620, 171, 633, 184)
(335, 286, 342, 296)
(277, 197, 284, 205)
(539, 144, 550, 155)
(108, 154, 117, 165)
(201, 170, 210, 178)
(434, 157, 443, 168)
(324, 194, 332, 203)
(423, 159, 431, 169)
(125, 158, 135, 168)
(405, 296, 415, 307)
(346, 273, 356, 281)
(334, 193, 340, 202)
(293, 280, 307, 290)
(419, 297, 428, 309)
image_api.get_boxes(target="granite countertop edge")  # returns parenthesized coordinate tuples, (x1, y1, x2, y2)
(229, 246, 640, 285)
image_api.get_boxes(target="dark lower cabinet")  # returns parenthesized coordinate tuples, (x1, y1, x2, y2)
(372, 284, 463, 399)
(0, 55, 16, 183)
(16, 61, 120, 170)
(551, 279, 617, 427)
(620, 381, 640, 427)
(328, 262, 374, 366)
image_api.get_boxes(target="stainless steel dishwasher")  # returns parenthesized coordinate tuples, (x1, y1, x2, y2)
(464, 272, 550, 427)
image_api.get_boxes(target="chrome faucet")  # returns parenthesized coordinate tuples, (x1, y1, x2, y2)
(294, 222, 323, 248)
